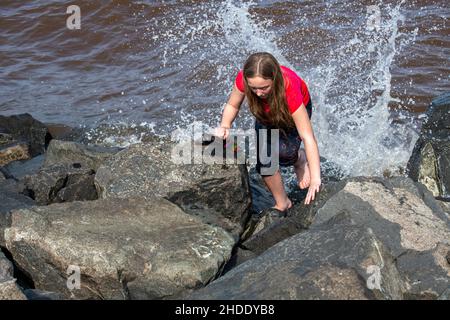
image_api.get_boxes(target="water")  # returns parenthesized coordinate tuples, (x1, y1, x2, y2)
(1, 0, 449, 177)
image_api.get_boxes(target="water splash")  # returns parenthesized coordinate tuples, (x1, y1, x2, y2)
(312, 1, 419, 177)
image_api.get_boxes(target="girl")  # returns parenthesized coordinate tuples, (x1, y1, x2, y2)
(216, 52, 321, 210)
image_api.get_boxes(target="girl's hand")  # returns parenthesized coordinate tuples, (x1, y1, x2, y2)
(304, 178, 321, 205)
(214, 126, 230, 140)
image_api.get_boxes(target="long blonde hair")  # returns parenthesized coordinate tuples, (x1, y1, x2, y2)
(243, 52, 295, 131)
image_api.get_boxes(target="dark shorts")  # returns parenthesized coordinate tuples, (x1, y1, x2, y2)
(255, 100, 312, 176)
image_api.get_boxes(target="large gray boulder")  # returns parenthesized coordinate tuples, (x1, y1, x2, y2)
(189, 177, 450, 300)
(407, 92, 450, 200)
(3, 197, 235, 300)
(95, 137, 252, 239)
(189, 214, 404, 299)
(44, 140, 121, 171)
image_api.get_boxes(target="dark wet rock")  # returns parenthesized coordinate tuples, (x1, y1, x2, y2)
(51, 126, 87, 143)
(0, 143, 30, 166)
(55, 174, 97, 202)
(23, 163, 96, 205)
(44, 140, 121, 171)
(4, 155, 45, 180)
(0, 113, 50, 157)
(3, 197, 235, 300)
(95, 137, 252, 240)
(24, 289, 63, 300)
(407, 92, 450, 200)
(319, 156, 346, 183)
(222, 247, 257, 274)
(0, 250, 14, 280)
(46, 124, 74, 141)
(189, 177, 450, 300)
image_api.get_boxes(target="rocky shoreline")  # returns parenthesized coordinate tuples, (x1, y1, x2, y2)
(0, 93, 449, 300)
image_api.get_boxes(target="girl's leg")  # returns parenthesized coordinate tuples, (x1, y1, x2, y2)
(294, 148, 311, 189)
(262, 171, 292, 211)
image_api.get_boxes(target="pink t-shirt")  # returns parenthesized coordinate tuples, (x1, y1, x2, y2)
(234, 65, 310, 114)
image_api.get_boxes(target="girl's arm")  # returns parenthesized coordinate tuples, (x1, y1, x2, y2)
(291, 104, 321, 204)
(217, 85, 245, 139)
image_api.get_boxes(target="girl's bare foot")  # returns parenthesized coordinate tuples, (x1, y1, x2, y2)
(295, 149, 311, 189)
(272, 198, 292, 211)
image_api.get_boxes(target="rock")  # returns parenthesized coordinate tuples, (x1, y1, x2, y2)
(0, 171, 5, 181)
(437, 200, 450, 218)
(0, 251, 26, 300)
(4, 197, 235, 300)
(188, 213, 404, 300)
(0, 279, 27, 300)
(0, 143, 30, 166)
(310, 177, 450, 299)
(23, 163, 96, 205)
(4, 155, 45, 180)
(0, 179, 35, 247)
(221, 247, 257, 273)
(0, 113, 51, 157)
(240, 209, 303, 256)
(56, 174, 97, 202)
(189, 177, 450, 300)
(311, 177, 450, 256)
(24, 289, 63, 300)
(239, 180, 333, 256)
(44, 140, 121, 171)
(0, 250, 14, 281)
(396, 243, 450, 299)
(407, 92, 450, 200)
(319, 156, 347, 183)
(95, 137, 252, 239)
(0, 133, 15, 146)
